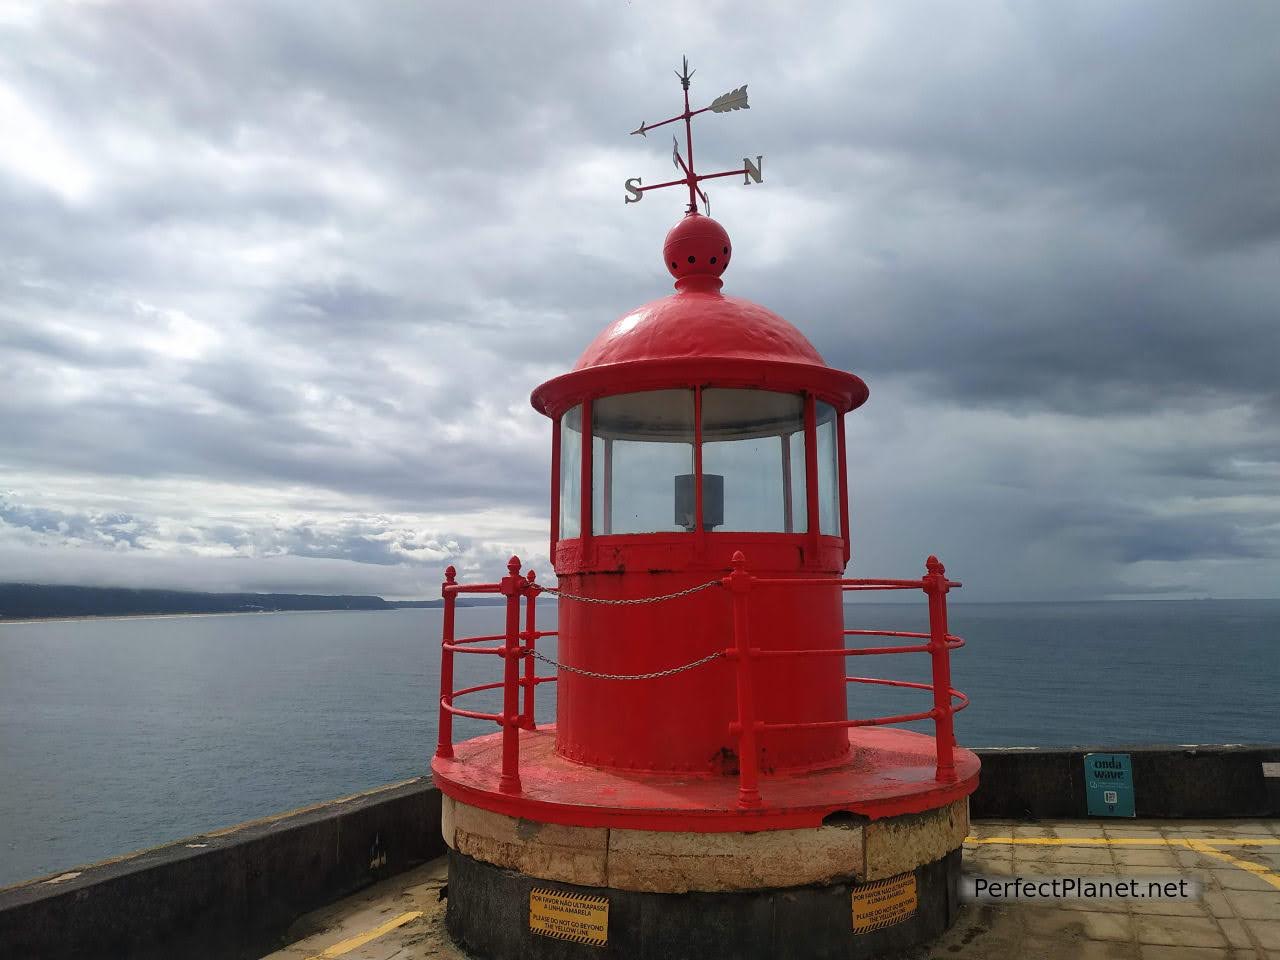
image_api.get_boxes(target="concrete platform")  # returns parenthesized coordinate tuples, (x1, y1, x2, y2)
(262, 858, 462, 960)
(261, 819, 1280, 960)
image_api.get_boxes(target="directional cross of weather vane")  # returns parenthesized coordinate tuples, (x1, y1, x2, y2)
(624, 56, 763, 215)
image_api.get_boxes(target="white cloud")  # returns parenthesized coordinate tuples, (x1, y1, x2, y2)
(0, 81, 94, 203)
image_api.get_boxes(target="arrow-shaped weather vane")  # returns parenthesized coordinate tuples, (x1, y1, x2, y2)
(624, 56, 763, 215)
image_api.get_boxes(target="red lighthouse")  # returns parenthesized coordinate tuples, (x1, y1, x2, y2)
(434, 61, 978, 959)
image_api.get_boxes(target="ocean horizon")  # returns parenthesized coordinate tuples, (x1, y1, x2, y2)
(2, 598, 1278, 887)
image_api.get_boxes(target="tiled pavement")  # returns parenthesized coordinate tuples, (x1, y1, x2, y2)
(936, 820, 1280, 958)
(262, 819, 1280, 959)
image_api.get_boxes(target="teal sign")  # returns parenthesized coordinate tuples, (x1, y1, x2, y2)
(1084, 752, 1135, 817)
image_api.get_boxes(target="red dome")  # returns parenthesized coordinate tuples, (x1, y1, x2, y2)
(529, 216, 869, 418)
(573, 290, 824, 370)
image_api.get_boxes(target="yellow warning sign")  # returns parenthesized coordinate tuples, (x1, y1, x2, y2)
(529, 888, 610, 946)
(851, 872, 918, 933)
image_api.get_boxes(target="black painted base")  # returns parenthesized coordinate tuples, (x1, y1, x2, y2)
(446, 847, 962, 960)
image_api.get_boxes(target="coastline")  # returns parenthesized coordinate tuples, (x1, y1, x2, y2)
(0, 608, 406, 626)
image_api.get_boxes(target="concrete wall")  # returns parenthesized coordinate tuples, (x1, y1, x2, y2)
(1, 746, 1277, 959)
(0, 779, 442, 960)
(970, 744, 1280, 820)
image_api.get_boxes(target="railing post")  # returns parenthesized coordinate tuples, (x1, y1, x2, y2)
(498, 556, 524, 794)
(925, 555, 957, 782)
(728, 551, 763, 808)
(521, 569, 538, 730)
(435, 565, 458, 760)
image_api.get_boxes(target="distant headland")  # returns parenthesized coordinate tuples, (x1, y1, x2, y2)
(0, 583, 503, 621)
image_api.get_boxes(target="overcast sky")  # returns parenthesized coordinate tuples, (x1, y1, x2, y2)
(1, 1, 1277, 601)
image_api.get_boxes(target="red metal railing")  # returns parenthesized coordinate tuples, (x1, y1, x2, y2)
(434, 553, 967, 808)
(434, 558, 556, 795)
(725, 552, 967, 808)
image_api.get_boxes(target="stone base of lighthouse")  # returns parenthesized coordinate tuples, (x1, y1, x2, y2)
(441, 795, 969, 959)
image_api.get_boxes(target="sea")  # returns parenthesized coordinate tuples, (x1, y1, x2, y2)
(1, 599, 1278, 888)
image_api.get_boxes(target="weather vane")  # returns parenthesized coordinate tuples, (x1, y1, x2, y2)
(624, 56, 763, 215)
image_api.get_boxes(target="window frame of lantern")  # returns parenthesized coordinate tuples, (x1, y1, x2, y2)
(550, 383, 849, 564)
(699, 387, 809, 536)
(590, 388, 698, 536)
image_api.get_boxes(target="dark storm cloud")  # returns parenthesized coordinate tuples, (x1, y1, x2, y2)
(1137, 437, 1280, 484)
(1030, 501, 1280, 564)
(711, 4, 1280, 416)
(1, 1, 1277, 599)
(766, 3, 1280, 256)
(796, 243, 1280, 415)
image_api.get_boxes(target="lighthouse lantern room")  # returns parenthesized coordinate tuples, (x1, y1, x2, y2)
(433, 59, 979, 960)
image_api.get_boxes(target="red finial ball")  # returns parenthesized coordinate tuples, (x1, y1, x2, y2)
(663, 213, 731, 287)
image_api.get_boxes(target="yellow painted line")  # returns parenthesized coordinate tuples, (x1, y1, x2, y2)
(969, 837, 1168, 846)
(302, 911, 423, 960)
(1187, 840, 1280, 892)
(968, 836, 1280, 846)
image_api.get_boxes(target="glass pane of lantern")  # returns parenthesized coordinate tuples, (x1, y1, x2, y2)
(787, 430, 806, 534)
(591, 390, 694, 534)
(816, 400, 841, 536)
(559, 405, 583, 539)
(701, 389, 807, 533)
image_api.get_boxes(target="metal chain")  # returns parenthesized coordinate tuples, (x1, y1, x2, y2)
(528, 648, 724, 681)
(535, 579, 722, 605)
